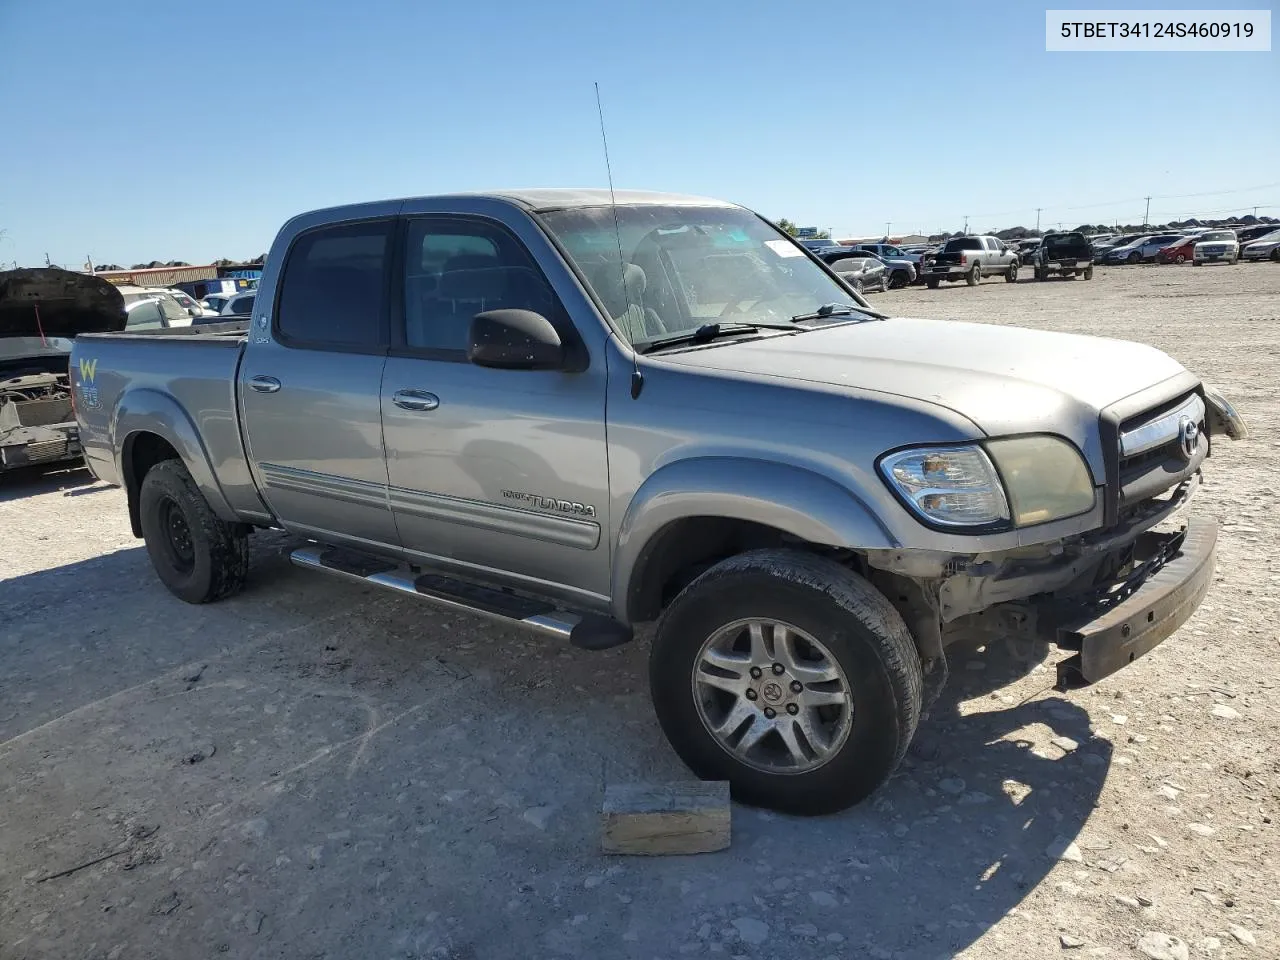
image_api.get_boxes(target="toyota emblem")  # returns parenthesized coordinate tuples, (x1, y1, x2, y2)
(1177, 416, 1199, 461)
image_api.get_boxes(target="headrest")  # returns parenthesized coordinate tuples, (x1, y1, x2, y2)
(585, 261, 646, 315)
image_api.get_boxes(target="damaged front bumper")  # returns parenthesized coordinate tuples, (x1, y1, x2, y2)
(1045, 517, 1217, 687)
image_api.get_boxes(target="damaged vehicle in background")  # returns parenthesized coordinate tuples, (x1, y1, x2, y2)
(0, 268, 125, 472)
(1031, 232, 1095, 280)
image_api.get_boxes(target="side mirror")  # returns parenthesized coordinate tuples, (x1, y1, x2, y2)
(468, 309, 564, 370)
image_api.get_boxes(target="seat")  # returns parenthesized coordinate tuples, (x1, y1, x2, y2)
(583, 261, 664, 341)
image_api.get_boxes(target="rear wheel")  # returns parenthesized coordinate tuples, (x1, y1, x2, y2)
(649, 550, 923, 815)
(966, 264, 982, 286)
(139, 460, 248, 603)
(1083, 265, 1094, 280)
(925, 278, 940, 289)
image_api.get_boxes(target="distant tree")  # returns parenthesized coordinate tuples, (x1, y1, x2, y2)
(775, 218, 798, 236)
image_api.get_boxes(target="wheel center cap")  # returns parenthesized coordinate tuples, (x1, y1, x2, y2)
(761, 681, 784, 704)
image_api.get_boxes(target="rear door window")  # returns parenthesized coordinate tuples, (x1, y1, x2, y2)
(126, 301, 164, 330)
(275, 219, 393, 350)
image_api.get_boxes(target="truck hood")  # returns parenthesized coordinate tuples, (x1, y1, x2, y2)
(0, 268, 127, 340)
(659, 317, 1189, 438)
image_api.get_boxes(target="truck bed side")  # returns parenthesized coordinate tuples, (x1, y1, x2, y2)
(72, 329, 271, 530)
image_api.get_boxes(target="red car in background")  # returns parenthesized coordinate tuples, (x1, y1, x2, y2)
(1157, 235, 1199, 264)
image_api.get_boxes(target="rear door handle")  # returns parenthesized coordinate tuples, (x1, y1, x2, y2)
(392, 389, 439, 412)
(249, 375, 281, 394)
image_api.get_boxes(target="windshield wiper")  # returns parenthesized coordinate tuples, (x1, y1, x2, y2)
(639, 321, 798, 354)
(790, 302, 883, 323)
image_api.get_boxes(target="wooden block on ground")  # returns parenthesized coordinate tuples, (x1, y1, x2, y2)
(601, 781, 731, 855)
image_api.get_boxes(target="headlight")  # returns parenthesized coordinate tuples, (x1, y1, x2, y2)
(880, 437, 1095, 530)
(879, 446, 1009, 528)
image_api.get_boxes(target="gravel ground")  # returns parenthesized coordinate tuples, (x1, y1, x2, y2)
(1, 262, 1277, 960)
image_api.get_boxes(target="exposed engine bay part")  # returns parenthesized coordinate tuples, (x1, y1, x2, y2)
(0, 268, 125, 471)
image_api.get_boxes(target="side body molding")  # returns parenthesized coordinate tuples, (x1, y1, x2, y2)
(611, 457, 898, 622)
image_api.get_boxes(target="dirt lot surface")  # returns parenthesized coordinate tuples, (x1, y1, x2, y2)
(2, 263, 1277, 960)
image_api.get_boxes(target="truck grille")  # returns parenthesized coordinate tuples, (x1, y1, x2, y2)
(1114, 392, 1207, 516)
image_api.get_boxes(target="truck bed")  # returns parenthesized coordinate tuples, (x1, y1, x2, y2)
(72, 326, 259, 514)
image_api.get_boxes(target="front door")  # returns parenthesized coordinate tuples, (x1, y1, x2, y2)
(239, 216, 399, 550)
(380, 215, 610, 605)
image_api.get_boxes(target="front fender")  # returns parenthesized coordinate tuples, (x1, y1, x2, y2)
(113, 388, 236, 523)
(611, 457, 897, 621)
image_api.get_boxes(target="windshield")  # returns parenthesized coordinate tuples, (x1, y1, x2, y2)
(537, 205, 870, 346)
(1199, 231, 1235, 242)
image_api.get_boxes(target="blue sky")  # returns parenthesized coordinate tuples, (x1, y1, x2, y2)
(0, 0, 1275, 266)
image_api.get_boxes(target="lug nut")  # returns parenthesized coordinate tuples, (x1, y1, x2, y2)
(764, 707, 776, 719)
(790, 680, 803, 693)
(745, 689, 758, 701)
(749, 666, 763, 679)
(787, 703, 799, 715)
(772, 663, 785, 675)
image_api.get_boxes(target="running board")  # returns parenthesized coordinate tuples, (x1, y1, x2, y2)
(289, 545, 632, 650)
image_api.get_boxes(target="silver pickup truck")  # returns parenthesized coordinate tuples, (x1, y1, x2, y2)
(72, 189, 1246, 814)
(923, 235, 1020, 287)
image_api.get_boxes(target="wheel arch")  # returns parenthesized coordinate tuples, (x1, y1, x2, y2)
(114, 389, 236, 537)
(613, 458, 896, 624)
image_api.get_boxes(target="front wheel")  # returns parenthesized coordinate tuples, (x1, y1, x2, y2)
(925, 278, 940, 289)
(1005, 262, 1018, 283)
(649, 549, 923, 815)
(966, 264, 982, 286)
(139, 459, 248, 603)
(1127, 251, 1140, 264)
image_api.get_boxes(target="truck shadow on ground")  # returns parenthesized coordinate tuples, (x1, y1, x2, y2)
(0, 464, 101, 502)
(1, 540, 1110, 958)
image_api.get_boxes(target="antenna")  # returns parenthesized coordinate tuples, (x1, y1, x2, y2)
(595, 82, 643, 399)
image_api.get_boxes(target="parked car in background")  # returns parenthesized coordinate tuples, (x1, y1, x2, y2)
(922, 236, 1019, 287)
(1241, 229, 1280, 261)
(826, 253, 889, 293)
(1156, 236, 1198, 264)
(115, 286, 195, 327)
(844, 246, 918, 287)
(1015, 238, 1041, 262)
(220, 291, 257, 317)
(1102, 234, 1183, 264)
(164, 288, 218, 318)
(124, 298, 181, 330)
(796, 238, 844, 256)
(1192, 230, 1240, 266)
(1233, 224, 1278, 248)
(1030, 232, 1094, 280)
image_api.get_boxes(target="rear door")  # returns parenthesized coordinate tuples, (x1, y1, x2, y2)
(239, 217, 400, 550)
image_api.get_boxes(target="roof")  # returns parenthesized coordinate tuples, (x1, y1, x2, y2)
(453, 188, 736, 212)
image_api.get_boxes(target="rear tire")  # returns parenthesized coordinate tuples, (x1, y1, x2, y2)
(926, 278, 940, 289)
(1083, 265, 1094, 280)
(649, 549, 923, 816)
(139, 459, 248, 604)
(966, 264, 981, 286)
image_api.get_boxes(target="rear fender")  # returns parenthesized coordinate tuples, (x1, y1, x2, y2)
(612, 457, 897, 621)
(113, 388, 236, 531)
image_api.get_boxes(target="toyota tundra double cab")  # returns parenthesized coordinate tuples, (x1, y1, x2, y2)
(72, 190, 1246, 814)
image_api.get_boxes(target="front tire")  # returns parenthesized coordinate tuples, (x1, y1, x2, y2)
(139, 459, 248, 604)
(1127, 251, 1140, 264)
(925, 278, 940, 289)
(1005, 262, 1018, 282)
(649, 549, 923, 815)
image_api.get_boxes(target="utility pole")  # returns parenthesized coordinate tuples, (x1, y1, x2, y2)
(885, 221, 891, 239)
(1035, 207, 1042, 231)
(1143, 196, 1151, 227)
(963, 215, 969, 234)
(44, 252, 51, 267)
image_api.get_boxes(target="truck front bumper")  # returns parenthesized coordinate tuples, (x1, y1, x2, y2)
(1049, 517, 1218, 687)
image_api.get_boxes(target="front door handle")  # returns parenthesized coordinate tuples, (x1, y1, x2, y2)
(249, 375, 281, 394)
(392, 389, 439, 412)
